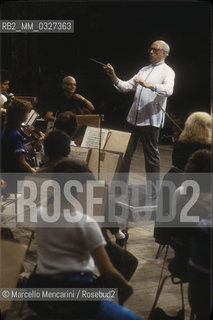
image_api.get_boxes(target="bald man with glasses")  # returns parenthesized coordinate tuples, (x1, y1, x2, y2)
(45, 76, 95, 122)
(104, 40, 175, 200)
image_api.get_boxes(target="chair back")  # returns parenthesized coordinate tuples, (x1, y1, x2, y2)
(154, 166, 183, 245)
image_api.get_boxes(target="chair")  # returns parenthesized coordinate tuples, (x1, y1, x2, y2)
(148, 257, 188, 320)
(150, 226, 194, 320)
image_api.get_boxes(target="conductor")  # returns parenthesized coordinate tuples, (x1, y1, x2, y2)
(104, 40, 175, 199)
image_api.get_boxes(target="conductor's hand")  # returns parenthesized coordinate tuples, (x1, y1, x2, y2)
(134, 77, 154, 91)
(103, 64, 118, 84)
(134, 77, 148, 87)
(103, 63, 114, 75)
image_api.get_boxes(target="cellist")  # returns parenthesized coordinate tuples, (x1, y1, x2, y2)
(45, 76, 95, 122)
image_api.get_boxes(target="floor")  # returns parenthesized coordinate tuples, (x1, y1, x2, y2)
(1, 142, 193, 320)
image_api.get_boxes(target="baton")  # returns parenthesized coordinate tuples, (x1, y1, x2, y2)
(89, 58, 106, 67)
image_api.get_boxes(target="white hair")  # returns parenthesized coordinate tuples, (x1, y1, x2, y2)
(159, 40, 170, 56)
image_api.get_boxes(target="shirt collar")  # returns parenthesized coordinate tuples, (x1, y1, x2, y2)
(152, 60, 165, 67)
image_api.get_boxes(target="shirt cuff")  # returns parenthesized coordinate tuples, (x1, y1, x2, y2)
(113, 79, 119, 87)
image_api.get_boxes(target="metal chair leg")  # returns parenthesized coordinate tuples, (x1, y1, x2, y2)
(155, 244, 169, 259)
(148, 274, 171, 319)
(155, 244, 163, 259)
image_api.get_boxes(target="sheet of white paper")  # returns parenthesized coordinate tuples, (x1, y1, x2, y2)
(81, 126, 109, 149)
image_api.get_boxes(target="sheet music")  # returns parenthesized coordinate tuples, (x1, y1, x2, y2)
(81, 126, 109, 149)
(25, 109, 39, 126)
(69, 147, 91, 163)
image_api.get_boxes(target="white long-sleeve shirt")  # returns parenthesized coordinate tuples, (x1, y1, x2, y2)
(114, 61, 175, 127)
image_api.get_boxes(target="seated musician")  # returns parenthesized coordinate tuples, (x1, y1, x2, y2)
(45, 76, 95, 121)
(0, 69, 15, 108)
(34, 158, 142, 320)
(54, 110, 77, 146)
(37, 130, 71, 172)
(0, 69, 15, 127)
(40, 111, 77, 165)
(1, 99, 35, 173)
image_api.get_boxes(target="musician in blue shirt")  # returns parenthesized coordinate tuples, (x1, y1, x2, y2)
(1, 99, 35, 173)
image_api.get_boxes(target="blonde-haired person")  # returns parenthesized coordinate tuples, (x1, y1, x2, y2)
(172, 112, 211, 171)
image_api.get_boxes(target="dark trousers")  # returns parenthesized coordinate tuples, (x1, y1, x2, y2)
(121, 124, 160, 197)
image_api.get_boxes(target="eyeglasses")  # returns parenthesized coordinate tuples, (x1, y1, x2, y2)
(148, 47, 163, 53)
(64, 83, 76, 86)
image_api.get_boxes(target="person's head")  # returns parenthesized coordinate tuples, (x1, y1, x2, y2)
(5, 99, 31, 129)
(184, 149, 211, 173)
(179, 112, 212, 145)
(52, 158, 95, 202)
(62, 76, 76, 96)
(54, 111, 77, 138)
(43, 130, 71, 160)
(184, 149, 212, 192)
(148, 40, 170, 65)
(1, 69, 11, 92)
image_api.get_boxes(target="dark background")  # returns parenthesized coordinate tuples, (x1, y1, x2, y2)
(1, 0, 212, 131)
